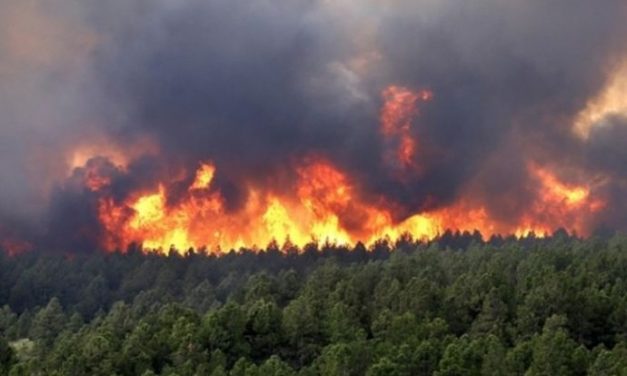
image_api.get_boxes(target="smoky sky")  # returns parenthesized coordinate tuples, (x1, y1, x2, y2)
(1, 0, 627, 250)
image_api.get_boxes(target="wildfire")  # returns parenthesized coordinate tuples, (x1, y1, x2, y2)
(380, 85, 433, 169)
(0, 236, 33, 256)
(3, 83, 608, 255)
(97, 160, 368, 252)
(66, 135, 158, 177)
(190, 163, 216, 190)
(532, 165, 589, 207)
(517, 164, 603, 236)
(86, 156, 603, 254)
(73, 84, 603, 254)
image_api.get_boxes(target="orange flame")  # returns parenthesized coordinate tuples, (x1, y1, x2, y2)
(84, 166, 112, 192)
(0, 237, 33, 256)
(55, 85, 605, 254)
(90, 157, 605, 254)
(190, 163, 216, 190)
(520, 164, 604, 235)
(380, 85, 433, 169)
(98, 160, 363, 252)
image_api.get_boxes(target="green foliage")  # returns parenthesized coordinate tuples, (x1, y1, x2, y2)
(526, 315, 589, 376)
(29, 297, 65, 348)
(314, 342, 370, 376)
(0, 336, 16, 375)
(1, 234, 627, 374)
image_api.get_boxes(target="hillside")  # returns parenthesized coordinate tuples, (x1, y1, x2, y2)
(1, 234, 627, 375)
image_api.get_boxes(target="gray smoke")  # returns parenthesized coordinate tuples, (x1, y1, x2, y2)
(1, 0, 626, 250)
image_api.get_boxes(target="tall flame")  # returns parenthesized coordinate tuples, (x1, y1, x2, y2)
(88, 158, 601, 253)
(380, 86, 433, 169)
(37, 84, 606, 254)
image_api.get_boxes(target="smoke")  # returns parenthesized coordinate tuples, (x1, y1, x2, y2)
(1, 0, 627, 251)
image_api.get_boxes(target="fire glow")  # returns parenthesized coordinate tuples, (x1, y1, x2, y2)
(53, 85, 599, 254)
(380, 85, 433, 169)
(89, 158, 597, 253)
(1, 0, 626, 257)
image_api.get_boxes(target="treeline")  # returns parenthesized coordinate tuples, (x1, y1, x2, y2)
(1, 232, 627, 375)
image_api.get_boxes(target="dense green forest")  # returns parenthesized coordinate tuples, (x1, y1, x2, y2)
(2, 232, 627, 375)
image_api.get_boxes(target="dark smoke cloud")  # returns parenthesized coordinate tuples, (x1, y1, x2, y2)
(1, 0, 627, 251)
(375, 0, 627, 215)
(581, 116, 627, 228)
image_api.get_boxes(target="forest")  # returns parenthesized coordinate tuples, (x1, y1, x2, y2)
(1, 231, 627, 375)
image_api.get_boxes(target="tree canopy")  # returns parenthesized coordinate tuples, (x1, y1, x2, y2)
(1, 232, 627, 375)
